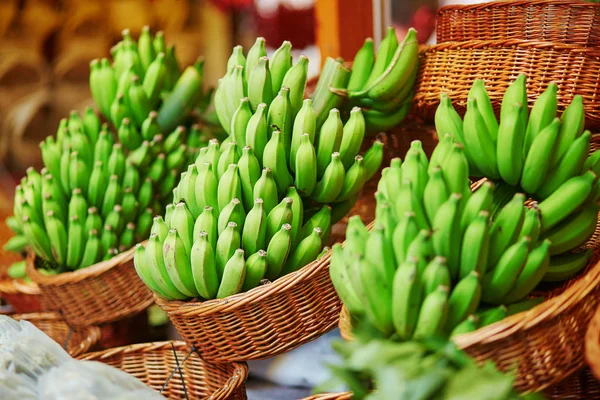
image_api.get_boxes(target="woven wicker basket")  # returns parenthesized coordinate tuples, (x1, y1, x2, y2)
(0, 278, 47, 313)
(586, 303, 600, 380)
(413, 40, 600, 127)
(301, 393, 352, 400)
(25, 245, 154, 327)
(79, 341, 248, 400)
(437, 0, 600, 46)
(11, 312, 100, 357)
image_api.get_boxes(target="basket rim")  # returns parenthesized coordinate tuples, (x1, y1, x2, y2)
(0, 277, 41, 295)
(155, 221, 375, 317)
(78, 340, 249, 397)
(25, 242, 141, 286)
(439, 0, 600, 14)
(10, 311, 101, 356)
(422, 38, 600, 56)
(585, 304, 600, 380)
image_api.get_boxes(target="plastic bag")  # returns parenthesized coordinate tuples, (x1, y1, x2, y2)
(0, 315, 166, 399)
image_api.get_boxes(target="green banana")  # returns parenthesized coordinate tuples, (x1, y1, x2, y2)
(217, 249, 246, 299)
(231, 98, 253, 147)
(316, 109, 343, 178)
(268, 87, 293, 152)
(295, 133, 318, 196)
(413, 285, 449, 339)
(406, 229, 435, 274)
(217, 141, 239, 180)
(359, 26, 400, 94)
(245, 37, 267, 83)
(392, 257, 423, 339)
(520, 118, 561, 194)
(497, 102, 526, 186)
(190, 231, 219, 299)
(265, 223, 292, 280)
(336, 156, 367, 202)
(524, 83, 558, 155)
(290, 99, 317, 172)
(518, 208, 541, 249)
(435, 94, 465, 145)
(501, 240, 551, 303)
(445, 271, 481, 333)
(432, 193, 462, 280)
(282, 227, 322, 275)
(478, 305, 508, 327)
(330, 244, 364, 316)
(79, 229, 101, 269)
(163, 228, 198, 297)
(460, 181, 493, 234)
(266, 197, 294, 244)
(459, 211, 490, 279)
(487, 193, 526, 268)
(193, 206, 217, 250)
(263, 129, 292, 194)
(270, 41, 292, 94)
(347, 38, 374, 92)
(363, 139, 384, 180)
(482, 236, 530, 304)
(195, 162, 219, 212)
(424, 167, 449, 226)
(463, 98, 500, 179)
(238, 146, 261, 211)
(281, 55, 308, 115)
(542, 204, 598, 255)
(241, 198, 268, 256)
(254, 168, 279, 216)
(500, 73, 528, 127)
(22, 215, 53, 260)
(311, 152, 346, 204)
(423, 256, 451, 296)
(339, 107, 366, 170)
(242, 250, 268, 292)
(45, 211, 67, 265)
(217, 164, 242, 214)
(450, 314, 479, 337)
(554, 95, 585, 164)
(245, 103, 269, 164)
(215, 221, 241, 280)
(247, 56, 273, 111)
(543, 249, 593, 282)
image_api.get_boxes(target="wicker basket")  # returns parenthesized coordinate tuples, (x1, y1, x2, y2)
(25, 245, 154, 327)
(437, 0, 600, 46)
(79, 341, 248, 400)
(0, 278, 47, 313)
(586, 303, 600, 380)
(413, 40, 600, 127)
(301, 393, 352, 400)
(11, 312, 100, 357)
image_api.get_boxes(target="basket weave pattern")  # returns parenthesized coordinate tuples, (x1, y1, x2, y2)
(80, 341, 248, 400)
(301, 393, 352, 400)
(413, 40, 600, 127)
(437, 0, 600, 46)
(586, 304, 600, 380)
(12, 312, 100, 357)
(25, 246, 153, 327)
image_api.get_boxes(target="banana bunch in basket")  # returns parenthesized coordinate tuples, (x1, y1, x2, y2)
(330, 139, 553, 339)
(436, 76, 599, 279)
(89, 27, 210, 155)
(345, 27, 419, 134)
(10, 110, 189, 272)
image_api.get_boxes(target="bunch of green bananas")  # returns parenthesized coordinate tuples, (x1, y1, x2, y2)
(89, 27, 209, 146)
(330, 139, 553, 339)
(345, 27, 419, 134)
(436, 75, 599, 279)
(10, 109, 188, 271)
(133, 195, 330, 300)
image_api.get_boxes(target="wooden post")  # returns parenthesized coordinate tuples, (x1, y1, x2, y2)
(315, 0, 374, 65)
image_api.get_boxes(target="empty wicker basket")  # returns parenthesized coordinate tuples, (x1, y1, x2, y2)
(25, 245, 153, 327)
(437, 0, 600, 46)
(11, 312, 100, 357)
(79, 341, 248, 400)
(413, 40, 600, 128)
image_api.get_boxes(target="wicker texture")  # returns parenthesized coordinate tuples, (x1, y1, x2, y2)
(437, 0, 600, 46)
(413, 40, 600, 127)
(25, 245, 153, 327)
(80, 341, 248, 400)
(586, 303, 600, 380)
(301, 393, 352, 400)
(11, 312, 100, 357)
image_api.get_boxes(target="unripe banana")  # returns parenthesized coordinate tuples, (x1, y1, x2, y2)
(193, 206, 217, 250)
(313, 59, 350, 129)
(524, 82, 558, 155)
(361, 26, 399, 91)
(445, 271, 482, 333)
(393, 179, 429, 230)
(42, 194, 66, 227)
(460, 181, 493, 234)
(392, 211, 419, 266)
(339, 107, 366, 170)
(268, 87, 293, 152)
(39, 140, 62, 182)
(501, 240, 551, 303)
(542, 204, 598, 255)
(497, 102, 526, 185)
(518, 208, 541, 249)
(478, 305, 509, 327)
(482, 236, 531, 304)
(337, 155, 367, 202)
(104, 204, 124, 235)
(100, 225, 118, 257)
(151, 215, 169, 243)
(262, 222, 292, 281)
(363, 224, 396, 283)
(119, 222, 136, 252)
(270, 41, 292, 94)
(217, 164, 242, 214)
(406, 229, 435, 273)
(164, 126, 186, 153)
(253, 168, 279, 216)
(423, 167, 448, 226)
(467, 79, 498, 141)
(384, 158, 402, 203)
(128, 76, 151, 126)
(170, 202, 195, 254)
(423, 256, 451, 296)
(227, 45, 246, 70)
(521, 118, 561, 194)
(217, 141, 240, 180)
(459, 211, 490, 279)
(69, 188, 88, 225)
(363, 139, 384, 181)
(413, 285, 449, 339)
(538, 171, 596, 232)
(241, 249, 268, 292)
(290, 99, 317, 171)
(22, 215, 53, 260)
(68, 152, 90, 195)
(282, 227, 322, 275)
(487, 193, 526, 268)
(450, 314, 480, 337)
(108, 144, 126, 180)
(241, 198, 267, 256)
(134, 243, 168, 297)
(463, 98, 500, 179)
(127, 140, 151, 168)
(231, 98, 253, 147)
(391, 257, 423, 339)
(347, 38, 375, 92)
(330, 244, 365, 316)
(435, 94, 465, 145)
(137, 177, 153, 211)
(432, 193, 462, 279)
(163, 228, 199, 297)
(215, 221, 241, 280)
(45, 211, 68, 265)
(265, 197, 293, 245)
(543, 249, 593, 282)
(245, 37, 267, 83)
(294, 133, 318, 196)
(281, 55, 308, 116)
(190, 231, 219, 299)
(537, 130, 591, 199)
(217, 249, 246, 299)
(193, 162, 218, 213)
(218, 198, 246, 236)
(141, 111, 161, 141)
(554, 95, 585, 164)
(357, 257, 394, 335)
(245, 103, 269, 164)
(500, 73, 528, 127)
(316, 109, 343, 178)
(263, 130, 293, 194)
(311, 153, 345, 204)
(441, 143, 471, 201)
(78, 229, 100, 269)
